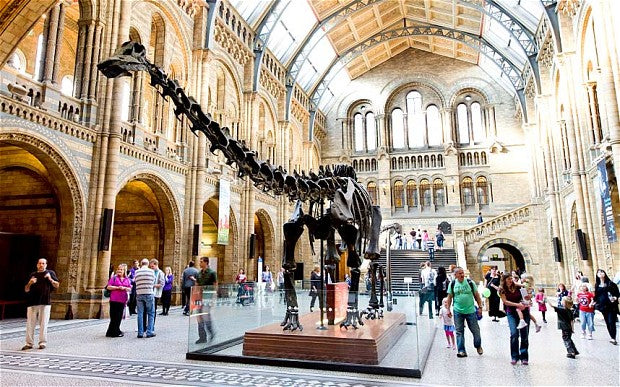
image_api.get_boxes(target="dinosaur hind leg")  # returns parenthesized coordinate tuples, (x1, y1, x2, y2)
(281, 201, 305, 331)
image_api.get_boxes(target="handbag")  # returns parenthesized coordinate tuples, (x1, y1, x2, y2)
(103, 287, 111, 298)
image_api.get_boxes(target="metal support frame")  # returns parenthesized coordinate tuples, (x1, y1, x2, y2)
(252, 0, 289, 92)
(308, 23, 528, 129)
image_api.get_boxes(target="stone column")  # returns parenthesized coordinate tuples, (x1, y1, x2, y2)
(51, 2, 67, 83)
(487, 105, 497, 138)
(375, 113, 385, 149)
(402, 113, 409, 149)
(95, 0, 131, 288)
(41, 5, 60, 83)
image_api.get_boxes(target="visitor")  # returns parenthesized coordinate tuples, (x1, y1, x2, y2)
(419, 261, 435, 317)
(182, 261, 199, 315)
(127, 260, 139, 315)
(262, 265, 273, 292)
(499, 273, 530, 365)
(148, 259, 165, 330)
(409, 229, 417, 249)
(277, 267, 285, 303)
(309, 265, 321, 312)
(445, 267, 483, 358)
(105, 264, 131, 337)
(594, 269, 619, 345)
(435, 228, 445, 250)
(485, 266, 502, 322)
(548, 297, 579, 358)
(477, 212, 483, 224)
(427, 237, 435, 261)
(556, 283, 569, 308)
(134, 258, 156, 338)
(518, 275, 541, 332)
(235, 268, 247, 304)
(416, 228, 422, 250)
(345, 273, 352, 287)
(406, 232, 414, 250)
(195, 256, 217, 344)
(571, 271, 591, 297)
(447, 264, 457, 282)
(534, 287, 547, 324)
(576, 283, 595, 340)
(160, 266, 173, 315)
(439, 297, 456, 350)
(434, 266, 449, 316)
(422, 230, 429, 250)
(22, 258, 59, 350)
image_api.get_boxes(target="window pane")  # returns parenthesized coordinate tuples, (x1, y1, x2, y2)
(393, 181, 404, 208)
(354, 113, 364, 152)
(392, 108, 405, 149)
(457, 103, 469, 144)
(366, 112, 376, 151)
(471, 102, 484, 142)
(426, 105, 442, 146)
(61, 76, 73, 96)
(267, 1, 316, 64)
(407, 92, 424, 148)
(34, 34, 44, 80)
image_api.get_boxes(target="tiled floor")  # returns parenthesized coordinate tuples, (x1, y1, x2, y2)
(0, 299, 618, 386)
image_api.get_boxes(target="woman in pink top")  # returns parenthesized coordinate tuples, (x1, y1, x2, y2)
(106, 264, 132, 337)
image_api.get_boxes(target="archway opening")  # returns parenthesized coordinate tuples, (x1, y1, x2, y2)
(481, 243, 526, 274)
(253, 211, 275, 281)
(0, 141, 77, 317)
(111, 179, 174, 271)
(202, 198, 226, 281)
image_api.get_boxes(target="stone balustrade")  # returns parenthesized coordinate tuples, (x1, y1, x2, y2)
(463, 204, 532, 243)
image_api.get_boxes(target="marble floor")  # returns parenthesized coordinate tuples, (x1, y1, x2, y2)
(0, 298, 618, 386)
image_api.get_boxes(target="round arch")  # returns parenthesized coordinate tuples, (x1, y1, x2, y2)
(112, 173, 181, 274)
(0, 132, 85, 294)
(202, 196, 239, 282)
(476, 238, 530, 273)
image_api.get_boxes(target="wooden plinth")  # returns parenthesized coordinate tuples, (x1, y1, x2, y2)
(243, 312, 406, 365)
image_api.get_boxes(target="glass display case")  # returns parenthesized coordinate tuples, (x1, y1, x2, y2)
(186, 283, 436, 377)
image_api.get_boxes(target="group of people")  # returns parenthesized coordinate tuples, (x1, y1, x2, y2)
(393, 227, 445, 252)
(434, 265, 619, 365)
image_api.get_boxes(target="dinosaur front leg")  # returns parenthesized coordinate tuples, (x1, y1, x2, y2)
(281, 201, 304, 331)
(339, 224, 363, 329)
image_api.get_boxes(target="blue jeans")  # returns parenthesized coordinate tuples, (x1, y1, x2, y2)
(453, 310, 481, 354)
(507, 310, 530, 361)
(579, 311, 594, 333)
(136, 294, 155, 336)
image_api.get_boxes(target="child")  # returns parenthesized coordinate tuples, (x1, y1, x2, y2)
(556, 283, 569, 308)
(534, 287, 548, 323)
(576, 284, 595, 339)
(439, 297, 456, 350)
(548, 297, 579, 358)
(516, 275, 541, 332)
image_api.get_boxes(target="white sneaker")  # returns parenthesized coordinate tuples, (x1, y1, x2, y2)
(517, 320, 528, 329)
(535, 324, 541, 333)
(580, 333, 586, 339)
(587, 334, 593, 340)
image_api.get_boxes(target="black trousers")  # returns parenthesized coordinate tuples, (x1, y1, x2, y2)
(106, 301, 124, 337)
(561, 328, 577, 354)
(161, 290, 172, 314)
(197, 309, 214, 340)
(183, 287, 191, 312)
(601, 307, 618, 340)
(128, 285, 137, 314)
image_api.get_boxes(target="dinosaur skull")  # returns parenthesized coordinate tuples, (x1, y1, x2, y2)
(97, 41, 149, 78)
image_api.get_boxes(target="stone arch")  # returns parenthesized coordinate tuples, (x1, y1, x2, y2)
(385, 81, 446, 111)
(113, 172, 181, 273)
(202, 195, 239, 282)
(476, 238, 530, 273)
(0, 132, 85, 292)
(448, 86, 492, 107)
(254, 208, 276, 272)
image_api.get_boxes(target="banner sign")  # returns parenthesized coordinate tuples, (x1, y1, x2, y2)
(597, 160, 617, 243)
(217, 179, 230, 245)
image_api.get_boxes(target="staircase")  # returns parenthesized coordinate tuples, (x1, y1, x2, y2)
(462, 204, 532, 243)
(378, 249, 457, 295)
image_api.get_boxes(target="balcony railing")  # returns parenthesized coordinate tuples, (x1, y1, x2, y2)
(463, 204, 532, 243)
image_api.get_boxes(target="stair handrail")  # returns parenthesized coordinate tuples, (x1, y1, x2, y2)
(462, 204, 532, 243)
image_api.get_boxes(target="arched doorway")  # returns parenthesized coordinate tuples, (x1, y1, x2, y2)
(477, 239, 529, 275)
(202, 197, 238, 283)
(111, 176, 178, 272)
(253, 210, 275, 279)
(0, 137, 83, 317)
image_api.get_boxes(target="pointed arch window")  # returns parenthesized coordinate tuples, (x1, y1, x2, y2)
(426, 105, 442, 146)
(367, 182, 378, 205)
(354, 113, 364, 152)
(366, 112, 377, 151)
(433, 179, 445, 207)
(462, 177, 474, 207)
(392, 108, 405, 149)
(406, 180, 418, 207)
(476, 176, 489, 205)
(393, 181, 404, 208)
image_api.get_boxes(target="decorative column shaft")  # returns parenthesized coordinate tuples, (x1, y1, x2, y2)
(51, 2, 66, 83)
(42, 5, 60, 83)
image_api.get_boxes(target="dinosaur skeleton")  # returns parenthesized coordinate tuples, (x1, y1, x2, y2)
(98, 41, 383, 330)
